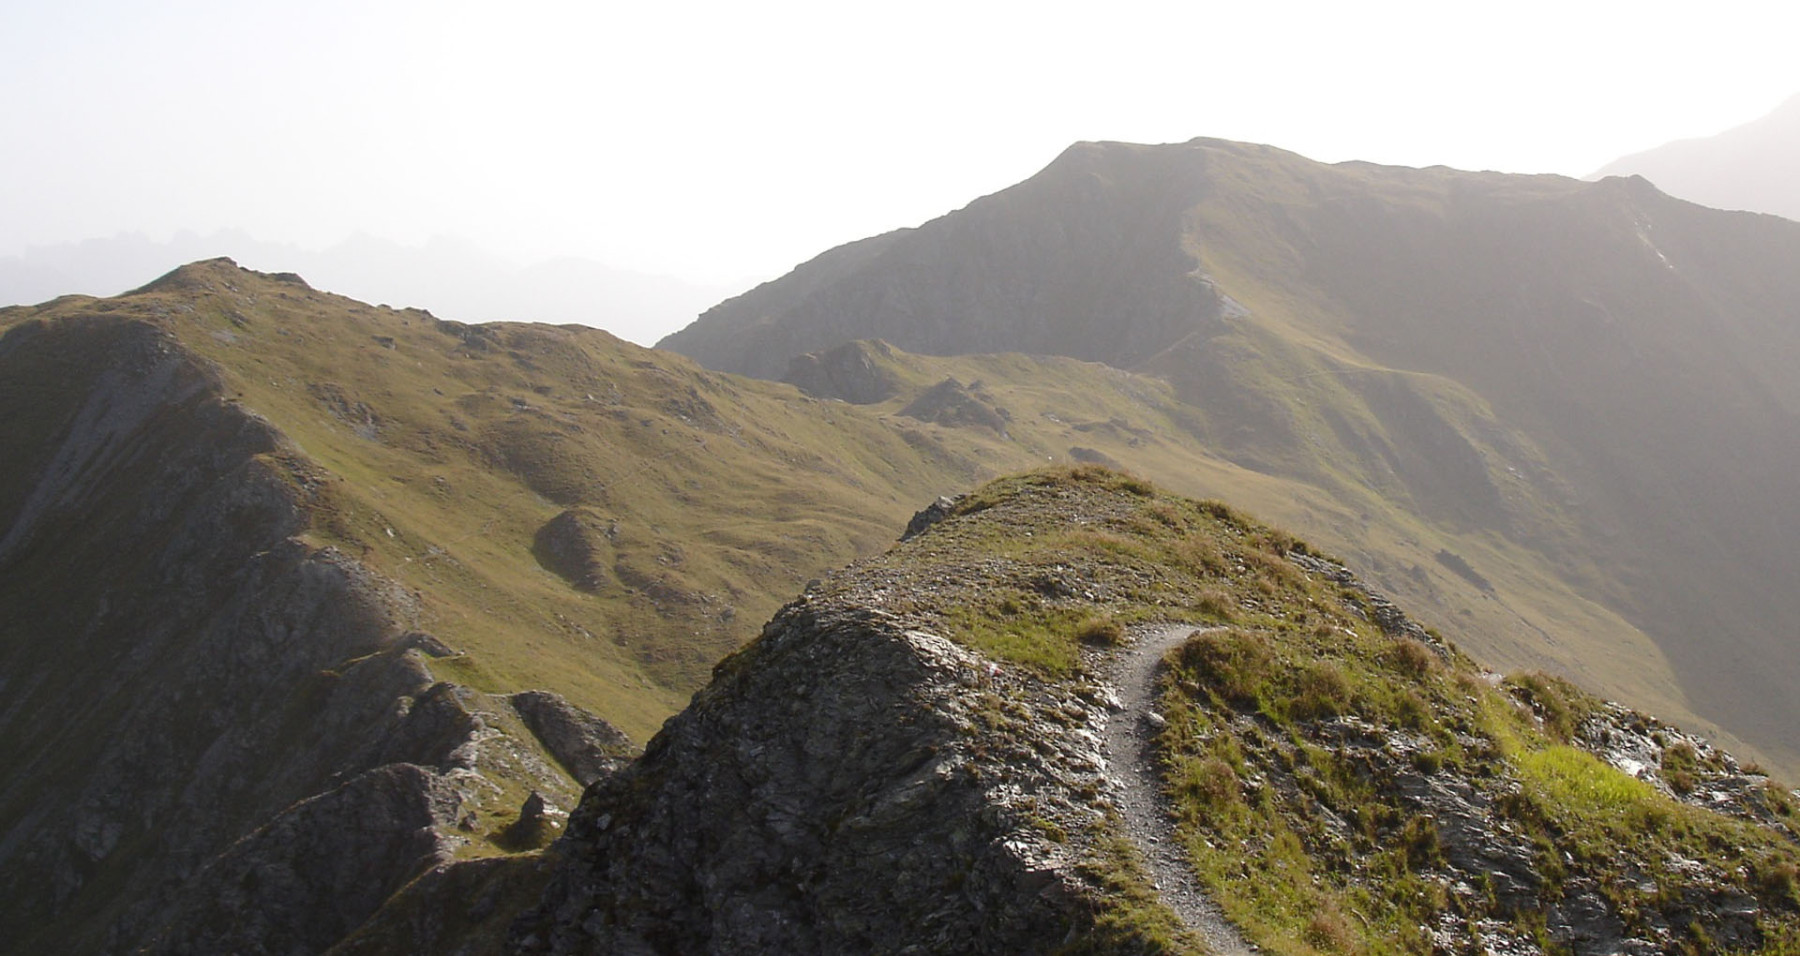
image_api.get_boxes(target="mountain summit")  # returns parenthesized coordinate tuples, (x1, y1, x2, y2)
(1592, 93, 1800, 222)
(660, 138, 1800, 778)
(517, 468, 1800, 954)
(5, 259, 1800, 953)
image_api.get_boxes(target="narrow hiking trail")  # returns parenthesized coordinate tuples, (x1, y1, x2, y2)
(1101, 624, 1257, 955)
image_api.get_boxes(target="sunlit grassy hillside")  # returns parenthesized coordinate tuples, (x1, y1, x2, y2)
(795, 466, 1800, 954)
(0, 258, 1746, 771)
(768, 339, 1739, 771)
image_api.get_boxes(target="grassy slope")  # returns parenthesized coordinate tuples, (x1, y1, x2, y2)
(1169, 141, 1800, 773)
(789, 340, 1715, 765)
(2, 261, 968, 739)
(661, 138, 1800, 777)
(1, 262, 1266, 741)
(818, 467, 1800, 955)
(0, 258, 1739, 774)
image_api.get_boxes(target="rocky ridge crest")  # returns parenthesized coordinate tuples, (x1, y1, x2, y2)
(0, 308, 634, 954)
(517, 469, 1800, 954)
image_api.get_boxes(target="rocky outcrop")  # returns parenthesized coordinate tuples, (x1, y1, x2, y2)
(1155, 547, 1800, 955)
(511, 690, 638, 787)
(898, 494, 964, 542)
(1195, 707, 1778, 954)
(1288, 550, 1450, 653)
(136, 763, 466, 955)
(898, 377, 1011, 434)
(513, 603, 1130, 954)
(1575, 700, 1800, 839)
(531, 508, 616, 592)
(0, 313, 622, 954)
(781, 339, 902, 404)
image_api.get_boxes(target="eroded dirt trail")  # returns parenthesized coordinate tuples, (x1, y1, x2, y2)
(1102, 625, 1256, 955)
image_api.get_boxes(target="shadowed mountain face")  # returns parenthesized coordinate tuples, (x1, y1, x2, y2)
(0, 306, 640, 953)
(661, 138, 1800, 774)
(517, 469, 1800, 955)
(7, 260, 1800, 953)
(0, 261, 986, 952)
(661, 143, 1237, 380)
(1592, 93, 1800, 222)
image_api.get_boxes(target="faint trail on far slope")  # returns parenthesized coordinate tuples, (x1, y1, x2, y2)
(1102, 625, 1256, 955)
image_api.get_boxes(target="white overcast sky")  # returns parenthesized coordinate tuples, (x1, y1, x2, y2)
(3, 0, 1797, 283)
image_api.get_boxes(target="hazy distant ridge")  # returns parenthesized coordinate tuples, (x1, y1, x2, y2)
(0, 231, 738, 346)
(1591, 93, 1800, 222)
(661, 138, 1800, 775)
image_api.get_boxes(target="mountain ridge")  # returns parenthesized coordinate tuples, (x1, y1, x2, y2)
(5, 259, 1799, 950)
(516, 467, 1800, 954)
(1592, 93, 1800, 222)
(659, 138, 1800, 776)
(0, 304, 626, 952)
(0, 231, 736, 346)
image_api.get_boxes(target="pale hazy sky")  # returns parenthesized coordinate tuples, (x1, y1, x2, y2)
(4, 0, 1797, 283)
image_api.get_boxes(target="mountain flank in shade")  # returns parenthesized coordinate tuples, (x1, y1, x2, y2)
(1592, 93, 1800, 222)
(516, 469, 1800, 954)
(6, 259, 1800, 953)
(661, 138, 1800, 777)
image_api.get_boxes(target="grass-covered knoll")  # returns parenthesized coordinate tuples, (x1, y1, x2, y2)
(835, 467, 1800, 954)
(1, 260, 1013, 739)
(1156, 599, 1800, 953)
(813, 466, 1331, 680)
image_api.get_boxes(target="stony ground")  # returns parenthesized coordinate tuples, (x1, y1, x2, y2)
(1102, 624, 1256, 955)
(514, 469, 1800, 955)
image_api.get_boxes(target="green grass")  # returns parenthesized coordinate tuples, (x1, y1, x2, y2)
(829, 464, 1800, 952)
(1138, 542, 1800, 955)
(4, 259, 1734, 773)
(1061, 833, 1207, 955)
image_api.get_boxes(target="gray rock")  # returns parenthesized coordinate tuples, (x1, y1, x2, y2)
(510, 690, 638, 787)
(780, 340, 901, 405)
(512, 604, 1116, 955)
(899, 495, 966, 542)
(134, 764, 464, 955)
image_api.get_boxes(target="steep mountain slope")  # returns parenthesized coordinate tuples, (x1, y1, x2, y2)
(1592, 93, 1800, 222)
(660, 143, 1234, 380)
(660, 139, 1800, 776)
(8, 260, 1378, 952)
(518, 468, 1800, 955)
(0, 307, 630, 952)
(6, 260, 1797, 953)
(0, 260, 1003, 952)
(0, 231, 735, 346)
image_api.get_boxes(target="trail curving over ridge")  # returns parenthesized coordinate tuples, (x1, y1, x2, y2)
(1101, 624, 1256, 955)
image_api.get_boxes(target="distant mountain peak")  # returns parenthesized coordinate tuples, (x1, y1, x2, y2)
(1590, 92, 1800, 220)
(658, 137, 1800, 782)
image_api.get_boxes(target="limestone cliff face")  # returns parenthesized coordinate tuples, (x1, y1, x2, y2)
(0, 313, 628, 954)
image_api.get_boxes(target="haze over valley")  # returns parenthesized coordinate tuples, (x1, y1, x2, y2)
(6, 2, 1800, 953)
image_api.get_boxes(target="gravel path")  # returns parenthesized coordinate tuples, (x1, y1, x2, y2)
(1102, 625, 1256, 955)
